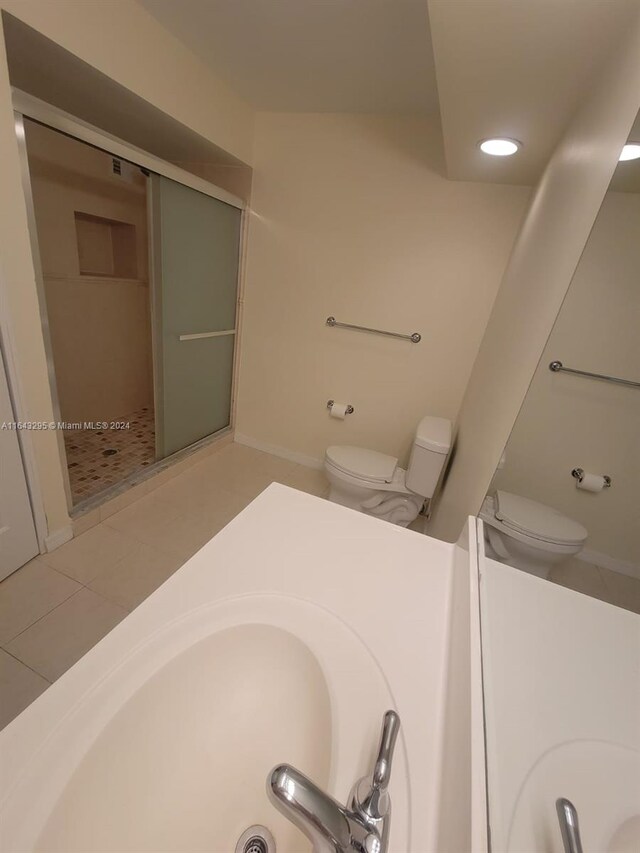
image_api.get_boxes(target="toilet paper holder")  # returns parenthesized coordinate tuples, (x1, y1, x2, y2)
(571, 468, 611, 487)
(327, 400, 354, 415)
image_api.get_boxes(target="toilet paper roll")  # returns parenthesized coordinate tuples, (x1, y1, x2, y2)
(576, 472, 607, 493)
(329, 401, 348, 420)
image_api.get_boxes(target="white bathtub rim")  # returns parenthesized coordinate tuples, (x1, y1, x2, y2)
(1, 592, 411, 853)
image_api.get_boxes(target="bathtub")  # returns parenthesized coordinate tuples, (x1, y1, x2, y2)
(0, 484, 468, 852)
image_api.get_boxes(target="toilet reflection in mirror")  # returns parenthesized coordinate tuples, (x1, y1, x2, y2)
(480, 118, 640, 614)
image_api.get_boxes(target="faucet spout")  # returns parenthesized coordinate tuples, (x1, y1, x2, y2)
(268, 764, 354, 853)
(267, 711, 400, 853)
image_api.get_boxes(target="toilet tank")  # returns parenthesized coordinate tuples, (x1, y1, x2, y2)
(405, 416, 452, 497)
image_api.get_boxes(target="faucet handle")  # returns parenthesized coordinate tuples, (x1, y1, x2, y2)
(372, 710, 400, 793)
(556, 798, 584, 853)
(352, 710, 400, 825)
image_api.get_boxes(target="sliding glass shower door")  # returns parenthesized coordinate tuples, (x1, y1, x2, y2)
(150, 175, 242, 459)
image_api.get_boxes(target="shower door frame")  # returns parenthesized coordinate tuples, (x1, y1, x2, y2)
(11, 88, 248, 515)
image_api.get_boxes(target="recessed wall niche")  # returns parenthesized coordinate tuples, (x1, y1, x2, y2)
(74, 211, 138, 278)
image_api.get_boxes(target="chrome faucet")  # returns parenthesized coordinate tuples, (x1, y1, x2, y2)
(268, 710, 400, 853)
(556, 798, 584, 853)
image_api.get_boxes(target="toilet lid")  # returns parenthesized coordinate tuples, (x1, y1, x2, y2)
(325, 445, 398, 483)
(495, 491, 588, 546)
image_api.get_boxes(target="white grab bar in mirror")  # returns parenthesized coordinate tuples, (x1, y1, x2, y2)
(549, 360, 639, 388)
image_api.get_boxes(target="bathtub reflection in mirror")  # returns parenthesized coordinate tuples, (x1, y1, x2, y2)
(480, 117, 640, 614)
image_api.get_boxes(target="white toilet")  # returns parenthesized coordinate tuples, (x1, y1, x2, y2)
(479, 491, 588, 578)
(324, 416, 452, 527)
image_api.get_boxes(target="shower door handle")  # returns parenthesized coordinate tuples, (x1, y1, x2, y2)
(178, 329, 236, 341)
(556, 798, 584, 853)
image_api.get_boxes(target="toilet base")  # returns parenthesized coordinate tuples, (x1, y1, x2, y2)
(484, 525, 580, 579)
(328, 482, 423, 527)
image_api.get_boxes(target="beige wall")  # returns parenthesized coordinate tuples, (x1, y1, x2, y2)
(431, 15, 640, 542)
(1, 1, 254, 165)
(173, 162, 253, 204)
(25, 120, 153, 424)
(0, 1, 254, 540)
(237, 113, 529, 466)
(492, 192, 640, 567)
(25, 121, 149, 280)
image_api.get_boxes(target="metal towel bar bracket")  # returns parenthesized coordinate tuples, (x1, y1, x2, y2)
(327, 316, 421, 344)
(549, 360, 640, 389)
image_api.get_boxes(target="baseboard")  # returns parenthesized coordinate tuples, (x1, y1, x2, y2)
(43, 525, 73, 553)
(234, 433, 323, 470)
(580, 547, 640, 581)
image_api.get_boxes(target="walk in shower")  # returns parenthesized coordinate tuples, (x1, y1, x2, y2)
(17, 104, 243, 508)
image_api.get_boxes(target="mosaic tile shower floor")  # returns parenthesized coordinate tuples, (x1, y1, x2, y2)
(64, 407, 155, 504)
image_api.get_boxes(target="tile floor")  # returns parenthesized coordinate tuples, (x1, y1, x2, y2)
(1, 442, 329, 729)
(2, 443, 638, 730)
(64, 406, 155, 504)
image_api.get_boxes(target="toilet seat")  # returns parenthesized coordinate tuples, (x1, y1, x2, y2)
(325, 457, 412, 494)
(479, 493, 588, 577)
(325, 446, 398, 485)
(324, 448, 422, 526)
(494, 491, 587, 546)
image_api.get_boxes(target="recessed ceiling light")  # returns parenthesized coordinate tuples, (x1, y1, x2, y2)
(619, 143, 640, 161)
(479, 138, 521, 156)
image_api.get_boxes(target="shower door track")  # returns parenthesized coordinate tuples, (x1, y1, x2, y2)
(12, 89, 245, 210)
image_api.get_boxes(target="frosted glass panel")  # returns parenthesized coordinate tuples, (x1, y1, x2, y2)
(150, 176, 241, 458)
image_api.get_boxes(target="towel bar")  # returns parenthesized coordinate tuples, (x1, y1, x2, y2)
(326, 316, 421, 343)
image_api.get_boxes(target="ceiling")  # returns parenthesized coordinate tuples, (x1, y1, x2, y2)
(137, 1, 639, 186)
(137, 0, 439, 114)
(428, 0, 640, 185)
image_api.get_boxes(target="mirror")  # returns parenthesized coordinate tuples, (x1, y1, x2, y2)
(479, 117, 640, 614)
(476, 120, 640, 853)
